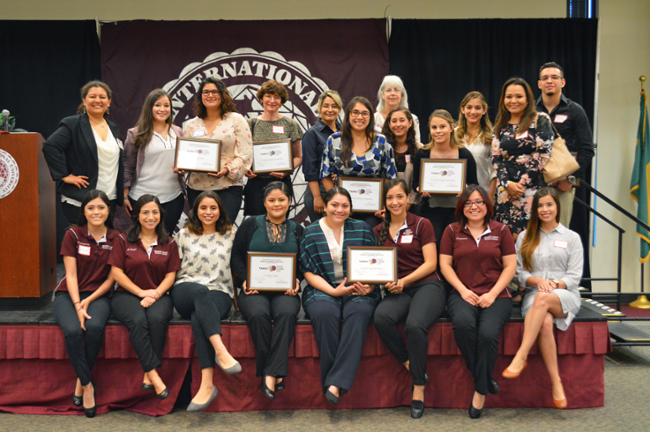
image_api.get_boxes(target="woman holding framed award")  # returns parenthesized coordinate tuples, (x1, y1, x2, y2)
(231, 182, 303, 399)
(109, 195, 181, 400)
(299, 187, 379, 405)
(411, 109, 478, 248)
(456, 91, 497, 204)
(171, 191, 241, 411)
(124, 89, 185, 234)
(491, 77, 554, 239)
(182, 77, 253, 223)
(438, 185, 517, 419)
(43, 81, 123, 224)
(372, 179, 445, 419)
(374, 75, 422, 143)
(320, 96, 397, 228)
(302, 90, 343, 223)
(502, 188, 583, 409)
(244, 80, 304, 217)
(53, 190, 117, 418)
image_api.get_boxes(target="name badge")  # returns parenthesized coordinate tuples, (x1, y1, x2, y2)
(554, 240, 568, 249)
(192, 129, 206, 137)
(116, 139, 124, 150)
(401, 235, 413, 244)
(78, 245, 91, 256)
(272, 125, 285, 134)
(405, 154, 411, 163)
(516, 131, 529, 140)
(554, 114, 568, 123)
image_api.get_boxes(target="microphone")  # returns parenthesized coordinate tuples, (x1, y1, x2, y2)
(1, 109, 9, 132)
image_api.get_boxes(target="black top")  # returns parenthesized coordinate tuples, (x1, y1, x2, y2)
(42, 113, 124, 204)
(411, 147, 479, 192)
(301, 118, 341, 182)
(231, 215, 305, 288)
(536, 94, 595, 178)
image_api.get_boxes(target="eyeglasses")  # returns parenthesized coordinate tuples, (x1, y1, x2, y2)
(350, 110, 370, 118)
(540, 75, 562, 81)
(464, 200, 485, 207)
(202, 90, 220, 96)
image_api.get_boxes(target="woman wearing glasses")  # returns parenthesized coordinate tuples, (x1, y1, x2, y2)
(182, 77, 253, 222)
(320, 96, 397, 227)
(438, 185, 517, 419)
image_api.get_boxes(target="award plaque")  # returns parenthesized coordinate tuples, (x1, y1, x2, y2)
(338, 177, 383, 213)
(419, 159, 466, 194)
(252, 139, 293, 173)
(247, 252, 297, 291)
(347, 246, 397, 284)
(175, 137, 222, 173)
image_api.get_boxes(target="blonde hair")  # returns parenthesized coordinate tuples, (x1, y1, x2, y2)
(423, 109, 463, 151)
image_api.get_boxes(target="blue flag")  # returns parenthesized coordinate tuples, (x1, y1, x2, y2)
(630, 90, 650, 262)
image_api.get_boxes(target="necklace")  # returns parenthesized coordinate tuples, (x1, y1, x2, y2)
(140, 235, 157, 249)
(89, 119, 107, 129)
(431, 147, 456, 159)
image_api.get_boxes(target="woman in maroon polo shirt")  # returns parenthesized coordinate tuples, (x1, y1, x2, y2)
(439, 185, 517, 419)
(109, 194, 181, 400)
(372, 179, 445, 419)
(53, 189, 117, 418)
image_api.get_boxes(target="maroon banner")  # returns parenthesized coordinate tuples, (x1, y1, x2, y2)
(101, 19, 389, 134)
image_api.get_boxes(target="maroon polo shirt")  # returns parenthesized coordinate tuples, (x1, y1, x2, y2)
(109, 234, 181, 292)
(439, 220, 516, 298)
(373, 213, 439, 287)
(56, 226, 118, 293)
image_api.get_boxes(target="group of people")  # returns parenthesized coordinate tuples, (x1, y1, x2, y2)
(42, 61, 593, 419)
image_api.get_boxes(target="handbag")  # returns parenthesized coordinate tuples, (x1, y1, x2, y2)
(537, 116, 580, 184)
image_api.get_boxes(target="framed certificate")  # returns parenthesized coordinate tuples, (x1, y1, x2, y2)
(347, 246, 397, 284)
(419, 159, 466, 194)
(247, 252, 297, 291)
(175, 137, 222, 173)
(338, 177, 383, 213)
(252, 139, 293, 173)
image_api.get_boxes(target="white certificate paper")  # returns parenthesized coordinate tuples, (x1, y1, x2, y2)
(247, 253, 296, 291)
(347, 247, 397, 284)
(175, 137, 221, 172)
(420, 159, 466, 194)
(339, 177, 383, 213)
(252, 139, 293, 173)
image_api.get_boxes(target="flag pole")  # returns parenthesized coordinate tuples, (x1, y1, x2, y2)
(630, 76, 650, 309)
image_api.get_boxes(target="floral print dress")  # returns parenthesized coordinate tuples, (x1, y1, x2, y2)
(491, 113, 554, 234)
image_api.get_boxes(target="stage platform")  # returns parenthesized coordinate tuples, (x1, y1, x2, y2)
(0, 300, 610, 416)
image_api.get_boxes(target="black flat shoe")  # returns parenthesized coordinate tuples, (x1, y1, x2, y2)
(260, 379, 275, 399)
(275, 379, 285, 392)
(325, 389, 339, 405)
(157, 387, 170, 400)
(488, 378, 499, 395)
(411, 400, 424, 419)
(468, 402, 483, 419)
(72, 393, 83, 407)
(84, 382, 97, 418)
(141, 383, 155, 392)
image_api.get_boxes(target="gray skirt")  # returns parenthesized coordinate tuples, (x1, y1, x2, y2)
(521, 288, 581, 331)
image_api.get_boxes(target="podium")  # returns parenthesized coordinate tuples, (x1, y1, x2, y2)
(0, 133, 56, 309)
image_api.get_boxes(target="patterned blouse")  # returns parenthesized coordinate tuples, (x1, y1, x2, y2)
(320, 132, 397, 180)
(174, 227, 236, 297)
(183, 113, 253, 190)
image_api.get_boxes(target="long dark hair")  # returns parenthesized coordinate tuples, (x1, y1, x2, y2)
(378, 179, 410, 245)
(381, 108, 418, 157)
(184, 190, 232, 236)
(493, 77, 537, 139)
(454, 184, 494, 231)
(77, 189, 114, 229)
(324, 186, 353, 214)
(340, 96, 375, 168)
(519, 187, 561, 271)
(132, 89, 173, 154)
(76, 80, 112, 115)
(194, 77, 238, 119)
(126, 194, 169, 244)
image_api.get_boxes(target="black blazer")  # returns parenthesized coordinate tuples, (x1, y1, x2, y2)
(43, 113, 124, 205)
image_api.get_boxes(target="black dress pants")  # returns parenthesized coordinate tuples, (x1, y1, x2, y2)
(238, 290, 301, 378)
(447, 292, 512, 395)
(111, 291, 173, 372)
(305, 296, 376, 393)
(373, 280, 447, 385)
(171, 282, 232, 370)
(53, 291, 111, 386)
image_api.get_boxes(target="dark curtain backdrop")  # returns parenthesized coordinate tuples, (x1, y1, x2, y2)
(0, 20, 101, 258)
(388, 18, 598, 287)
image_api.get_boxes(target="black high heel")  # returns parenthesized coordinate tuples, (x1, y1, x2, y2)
(410, 385, 424, 419)
(260, 377, 275, 399)
(84, 381, 97, 418)
(275, 378, 285, 392)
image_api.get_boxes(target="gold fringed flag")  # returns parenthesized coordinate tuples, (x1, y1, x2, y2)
(630, 90, 650, 262)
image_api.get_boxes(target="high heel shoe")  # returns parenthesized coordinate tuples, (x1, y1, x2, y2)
(141, 383, 155, 392)
(488, 378, 500, 395)
(468, 402, 483, 419)
(260, 377, 275, 399)
(72, 393, 83, 407)
(157, 387, 170, 400)
(553, 397, 568, 409)
(410, 385, 424, 419)
(84, 381, 97, 418)
(275, 378, 285, 392)
(502, 361, 528, 379)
